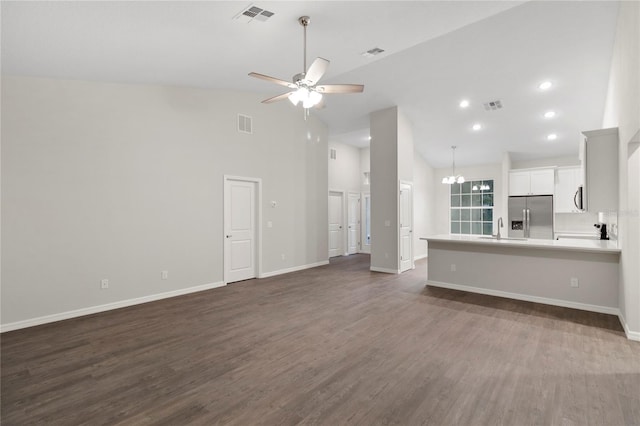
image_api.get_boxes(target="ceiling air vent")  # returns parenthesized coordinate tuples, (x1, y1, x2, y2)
(361, 47, 385, 58)
(483, 100, 503, 111)
(238, 114, 252, 134)
(329, 148, 337, 160)
(234, 5, 275, 23)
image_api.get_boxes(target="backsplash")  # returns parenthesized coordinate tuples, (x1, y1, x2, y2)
(555, 211, 618, 241)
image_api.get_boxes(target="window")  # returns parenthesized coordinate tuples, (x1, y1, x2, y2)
(450, 180, 494, 235)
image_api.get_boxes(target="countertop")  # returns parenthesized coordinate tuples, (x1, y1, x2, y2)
(421, 234, 621, 254)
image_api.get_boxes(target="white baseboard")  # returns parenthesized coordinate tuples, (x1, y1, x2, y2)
(426, 280, 620, 316)
(413, 253, 428, 261)
(1, 281, 225, 333)
(370, 266, 400, 274)
(259, 260, 329, 279)
(617, 311, 640, 341)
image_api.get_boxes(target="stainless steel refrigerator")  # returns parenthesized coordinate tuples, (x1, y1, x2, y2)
(508, 195, 554, 239)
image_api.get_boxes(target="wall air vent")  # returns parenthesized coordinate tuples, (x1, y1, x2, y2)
(330, 148, 337, 160)
(483, 100, 503, 111)
(361, 47, 385, 58)
(238, 114, 252, 134)
(234, 5, 275, 23)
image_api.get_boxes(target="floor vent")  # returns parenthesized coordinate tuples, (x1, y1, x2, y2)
(330, 148, 337, 160)
(238, 114, 253, 134)
(483, 100, 503, 111)
(234, 5, 275, 23)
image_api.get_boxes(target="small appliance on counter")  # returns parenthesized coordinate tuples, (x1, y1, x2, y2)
(594, 211, 609, 240)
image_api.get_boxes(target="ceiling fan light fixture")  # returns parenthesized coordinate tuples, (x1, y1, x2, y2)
(288, 87, 306, 106)
(289, 87, 322, 108)
(304, 90, 322, 108)
(249, 15, 363, 110)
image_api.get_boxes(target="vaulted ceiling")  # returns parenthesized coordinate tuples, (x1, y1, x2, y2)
(1, 1, 619, 167)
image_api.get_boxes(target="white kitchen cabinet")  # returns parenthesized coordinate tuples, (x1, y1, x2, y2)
(509, 168, 555, 196)
(555, 166, 583, 213)
(581, 128, 618, 212)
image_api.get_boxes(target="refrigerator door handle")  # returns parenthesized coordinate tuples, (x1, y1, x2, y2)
(526, 208, 531, 237)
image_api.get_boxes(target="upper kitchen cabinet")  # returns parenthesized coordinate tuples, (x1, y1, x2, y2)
(555, 166, 584, 213)
(581, 128, 619, 212)
(509, 168, 555, 196)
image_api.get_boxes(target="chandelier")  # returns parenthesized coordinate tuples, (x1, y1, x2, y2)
(441, 146, 465, 184)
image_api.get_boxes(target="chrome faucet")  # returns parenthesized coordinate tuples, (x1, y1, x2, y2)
(494, 217, 504, 240)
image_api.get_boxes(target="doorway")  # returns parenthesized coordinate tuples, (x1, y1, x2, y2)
(399, 181, 413, 272)
(328, 191, 344, 258)
(361, 192, 371, 254)
(224, 176, 261, 283)
(347, 192, 360, 254)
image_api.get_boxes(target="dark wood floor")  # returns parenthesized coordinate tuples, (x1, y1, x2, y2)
(2, 254, 639, 425)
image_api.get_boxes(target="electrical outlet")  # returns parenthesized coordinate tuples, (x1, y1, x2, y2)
(570, 277, 579, 287)
(100, 279, 109, 289)
(450, 264, 457, 272)
(161, 271, 168, 280)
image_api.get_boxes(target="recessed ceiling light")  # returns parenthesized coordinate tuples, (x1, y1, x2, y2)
(538, 81, 553, 90)
(459, 99, 470, 108)
(544, 111, 556, 119)
(472, 123, 482, 131)
(547, 133, 558, 141)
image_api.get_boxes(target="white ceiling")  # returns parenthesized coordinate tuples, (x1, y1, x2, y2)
(1, 1, 619, 168)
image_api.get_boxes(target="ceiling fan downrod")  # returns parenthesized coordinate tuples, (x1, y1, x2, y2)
(299, 16, 310, 77)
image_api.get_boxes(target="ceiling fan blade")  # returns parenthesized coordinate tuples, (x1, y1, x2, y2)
(261, 92, 293, 104)
(315, 84, 364, 94)
(249, 72, 297, 89)
(305, 57, 330, 85)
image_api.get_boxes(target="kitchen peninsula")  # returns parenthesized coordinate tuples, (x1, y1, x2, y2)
(421, 235, 620, 315)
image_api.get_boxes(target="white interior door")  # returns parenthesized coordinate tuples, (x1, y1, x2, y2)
(347, 193, 360, 254)
(361, 192, 371, 254)
(224, 178, 258, 283)
(328, 191, 343, 258)
(399, 182, 413, 272)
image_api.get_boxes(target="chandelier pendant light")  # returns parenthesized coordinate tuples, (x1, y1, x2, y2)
(442, 146, 465, 185)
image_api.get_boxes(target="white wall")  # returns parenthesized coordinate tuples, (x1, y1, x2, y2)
(1, 76, 329, 327)
(602, 0, 640, 339)
(434, 163, 504, 236)
(328, 141, 361, 193)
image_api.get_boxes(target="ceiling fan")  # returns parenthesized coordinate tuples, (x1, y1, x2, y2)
(249, 16, 364, 110)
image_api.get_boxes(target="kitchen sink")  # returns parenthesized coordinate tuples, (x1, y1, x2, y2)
(477, 236, 528, 241)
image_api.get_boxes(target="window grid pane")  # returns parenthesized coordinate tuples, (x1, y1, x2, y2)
(450, 179, 494, 236)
